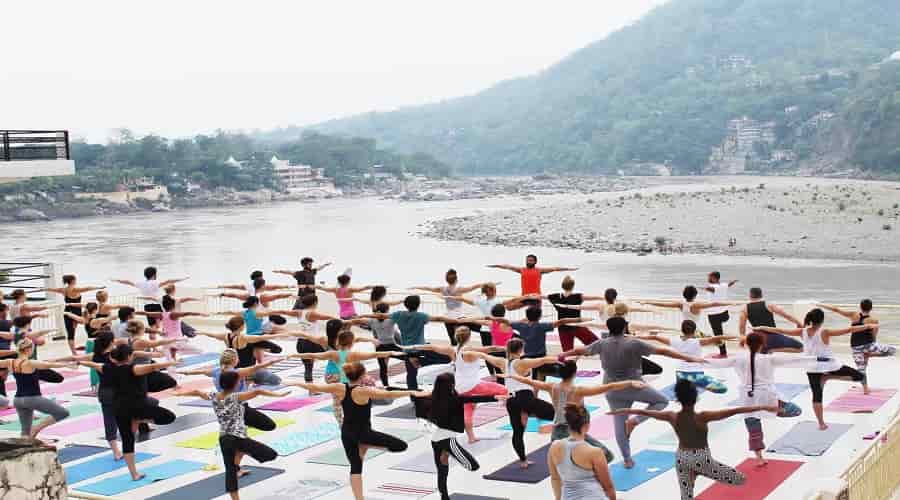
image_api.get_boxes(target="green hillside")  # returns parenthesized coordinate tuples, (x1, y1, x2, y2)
(304, 0, 900, 175)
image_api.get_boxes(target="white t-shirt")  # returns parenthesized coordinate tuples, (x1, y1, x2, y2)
(476, 296, 501, 317)
(137, 279, 161, 302)
(670, 337, 704, 372)
(706, 283, 728, 315)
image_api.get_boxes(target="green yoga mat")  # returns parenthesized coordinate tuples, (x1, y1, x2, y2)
(0, 403, 97, 432)
(306, 428, 424, 466)
(175, 417, 295, 450)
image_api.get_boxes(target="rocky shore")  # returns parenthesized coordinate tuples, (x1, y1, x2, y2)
(420, 178, 900, 262)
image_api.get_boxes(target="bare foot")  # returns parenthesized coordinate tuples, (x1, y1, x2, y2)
(755, 458, 769, 467)
(237, 468, 251, 478)
(467, 437, 481, 445)
(625, 418, 638, 438)
(519, 460, 534, 469)
(623, 458, 635, 469)
(819, 422, 829, 430)
(131, 473, 146, 481)
(114, 453, 124, 461)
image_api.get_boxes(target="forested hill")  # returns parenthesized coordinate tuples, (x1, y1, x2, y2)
(304, 0, 900, 176)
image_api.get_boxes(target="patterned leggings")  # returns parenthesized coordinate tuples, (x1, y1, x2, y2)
(676, 371, 728, 394)
(851, 342, 897, 382)
(743, 400, 801, 451)
(325, 374, 343, 425)
(676, 448, 745, 500)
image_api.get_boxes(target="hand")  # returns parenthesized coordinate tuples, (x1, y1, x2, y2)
(557, 354, 567, 364)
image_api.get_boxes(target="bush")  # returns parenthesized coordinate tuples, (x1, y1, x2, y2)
(838, 201, 847, 211)
(884, 224, 892, 231)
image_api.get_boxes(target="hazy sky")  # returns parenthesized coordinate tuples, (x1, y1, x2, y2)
(3, 1, 666, 143)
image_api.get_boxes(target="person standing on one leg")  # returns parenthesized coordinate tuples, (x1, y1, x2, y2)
(636, 320, 736, 394)
(273, 256, 332, 309)
(559, 317, 705, 469)
(413, 269, 491, 346)
(704, 272, 738, 358)
(738, 287, 803, 353)
(488, 254, 577, 310)
(818, 300, 896, 395)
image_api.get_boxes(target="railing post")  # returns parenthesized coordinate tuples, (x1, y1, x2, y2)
(44, 263, 65, 341)
(63, 131, 70, 160)
(2, 131, 9, 161)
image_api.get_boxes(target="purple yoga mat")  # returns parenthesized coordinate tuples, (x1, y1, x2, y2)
(258, 395, 328, 412)
(472, 402, 508, 427)
(826, 388, 897, 413)
(44, 414, 104, 437)
(575, 370, 602, 377)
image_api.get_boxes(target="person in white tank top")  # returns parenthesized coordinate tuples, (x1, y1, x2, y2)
(638, 285, 735, 335)
(636, 320, 736, 394)
(405, 326, 506, 443)
(754, 308, 868, 430)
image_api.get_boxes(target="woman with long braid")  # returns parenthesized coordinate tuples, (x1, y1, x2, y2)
(287, 362, 425, 500)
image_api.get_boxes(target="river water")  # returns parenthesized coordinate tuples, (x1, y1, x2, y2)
(3, 178, 898, 311)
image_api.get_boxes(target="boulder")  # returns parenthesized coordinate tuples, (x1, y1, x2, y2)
(0, 439, 67, 499)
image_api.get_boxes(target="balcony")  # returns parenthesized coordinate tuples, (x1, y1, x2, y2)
(0, 130, 76, 182)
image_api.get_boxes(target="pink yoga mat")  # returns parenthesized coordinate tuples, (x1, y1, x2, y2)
(473, 402, 508, 427)
(826, 388, 897, 413)
(697, 458, 802, 500)
(259, 395, 328, 412)
(44, 414, 104, 437)
(588, 413, 615, 439)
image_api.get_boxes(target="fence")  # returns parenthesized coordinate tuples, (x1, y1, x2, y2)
(0, 130, 70, 162)
(843, 406, 900, 500)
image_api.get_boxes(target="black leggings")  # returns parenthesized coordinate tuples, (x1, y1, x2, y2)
(641, 358, 662, 375)
(115, 400, 175, 454)
(296, 338, 325, 382)
(432, 437, 479, 500)
(808, 366, 864, 403)
(707, 311, 730, 355)
(244, 404, 275, 431)
(144, 303, 163, 327)
(404, 351, 451, 390)
(506, 390, 554, 461)
(253, 340, 282, 354)
(376, 344, 403, 386)
(146, 370, 177, 393)
(64, 306, 81, 340)
(219, 434, 277, 492)
(341, 427, 407, 474)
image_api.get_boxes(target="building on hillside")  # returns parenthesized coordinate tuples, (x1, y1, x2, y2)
(270, 155, 339, 196)
(707, 116, 781, 174)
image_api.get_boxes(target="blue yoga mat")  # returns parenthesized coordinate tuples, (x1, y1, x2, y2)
(178, 352, 220, 367)
(64, 452, 158, 484)
(146, 466, 284, 500)
(75, 459, 205, 496)
(267, 422, 340, 456)
(57, 445, 108, 464)
(609, 449, 675, 491)
(498, 405, 598, 432)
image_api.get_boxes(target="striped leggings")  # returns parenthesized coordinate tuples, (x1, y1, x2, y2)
(432, 438, 479, 500)
(851, 342, 897, 381)
(676, 447, 745, 500)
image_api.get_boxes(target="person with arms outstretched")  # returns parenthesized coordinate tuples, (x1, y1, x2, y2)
(817, 299, 895, 394)
(488, 254, 577, 308)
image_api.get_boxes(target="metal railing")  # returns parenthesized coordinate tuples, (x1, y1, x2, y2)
(844, 406, 900, 500)
(0, 130, 70, 162)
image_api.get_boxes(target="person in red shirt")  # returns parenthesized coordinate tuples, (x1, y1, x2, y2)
(488, 254, 577, 309)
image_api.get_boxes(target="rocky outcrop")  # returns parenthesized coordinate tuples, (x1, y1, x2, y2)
(0, 439, 67, 500)
(14, 209, 49, 221)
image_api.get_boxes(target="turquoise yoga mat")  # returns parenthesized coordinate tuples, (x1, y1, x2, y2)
(178, 352, 220, 367)
(64, 452, 158, 484)
(267, 422, 341, 456)
(609, 449, 675, 491)
(306, 428, 424, 466)
(74, 459, 205, 496)
(497, 404, 599, 432)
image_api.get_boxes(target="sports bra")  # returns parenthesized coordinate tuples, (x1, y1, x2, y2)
(11, 360, 41, 397)
(227, 333, 256, 368)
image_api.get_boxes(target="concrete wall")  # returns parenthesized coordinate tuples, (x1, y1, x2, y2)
(73, 185, 168, 204)
(0, 159, 75, 183)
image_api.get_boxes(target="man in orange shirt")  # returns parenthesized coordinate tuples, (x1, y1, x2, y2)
(488, 254, 578, 308)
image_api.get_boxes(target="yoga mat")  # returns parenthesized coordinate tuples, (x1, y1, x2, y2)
(36, 377, 92, 397)
(473, 402, 509, 427)
(71, 389, 99, 397)
(649, 419, 737, 447)
(391, 433, 510, 473)
(178, 352, 220, 367)
(75, 459, 205, 495)
(417, 363, 455, 385)
(146, 466, 284, 500)
(378, 402, 417, 419)
(575, 370, 602, 378)
(57, 444, 108, 464)
(826, 387, 897, 413)
(767, 421, 853, 456)
(609, 449, 675, 491)
(483, 443, 551, 483)
(258, 395, 328, 412)
(696, 458, 803, 500)
(257, 478, 346, 500)
(179, 398, 214, 408)
(45, 414, 104, 437)
(588, 412, 616, 440)
(367, 360, 408, 378)
(1, 403, 98, 434)
(306, 428, 424, 466)
(450, 495, 509, 500)
(498, 405, 599, 432)
(370, 482, 435, 498)
(176, 417, 295, 449)
(64, 451, 157, 484)
(133, 412, 217, 442)
(268, 422, 341, 456)
(727, 383, 809, 406)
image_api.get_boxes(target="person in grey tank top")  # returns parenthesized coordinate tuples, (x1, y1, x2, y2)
(412, 269, 490, 346)
(549, 404, 615, 500)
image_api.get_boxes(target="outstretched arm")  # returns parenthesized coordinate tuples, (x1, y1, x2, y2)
(754, 326, 802, 337)
(558, 346, 589, 361)
(197, 331, 228, 342)
(823, 324, 873, 339)
(238, 388, 291, 402)
(111, 279, 137, 288)
(541, 266, 578, 274)
(769, 304, 802, 327)
(607, 408, 675, 423)
(637, 300, 681, 309)
(552, 317, 586, 329)
(497, 373, 552, 392)
(699, 335, 738, 346)
(160, 277, 189, 287)
(412, 286, 442, 293)
(652, 345, 706, 365)
(579, 380, 645, 397)
(405, 344, 455, 358)
(487, 264, 521, 273)
(633, 334, 671, 346)
(284, 380, 344, 395)
(178, 367, 215, 376)
(699, 405, 778, 422)
(815, 303, 857, 320)
(173, 388, 212, 399)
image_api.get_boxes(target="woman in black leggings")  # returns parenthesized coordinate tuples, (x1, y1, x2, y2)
(82, 344, 177, 480)
(503, 338, 559, 468)
(414, 372, 506, 500)
(287, 362, 424, 500)
(177, 371, 286, 500)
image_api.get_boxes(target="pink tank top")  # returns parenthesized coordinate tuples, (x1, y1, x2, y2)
(337, 287, 356, 318)
(491, 320, 513, 346)
(161, 312, 180, 338)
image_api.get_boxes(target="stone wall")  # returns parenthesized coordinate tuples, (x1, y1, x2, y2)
(0, 439, 67, 500)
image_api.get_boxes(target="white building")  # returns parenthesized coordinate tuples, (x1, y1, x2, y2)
(270, 155, 338, 195)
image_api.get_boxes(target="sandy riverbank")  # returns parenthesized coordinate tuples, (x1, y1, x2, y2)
(421, 177, 900, 262)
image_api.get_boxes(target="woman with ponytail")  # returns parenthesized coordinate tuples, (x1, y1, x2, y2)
(755, 308, 867, 430)
(406, 326, 507, 443)
(705, 332, 811, 465)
